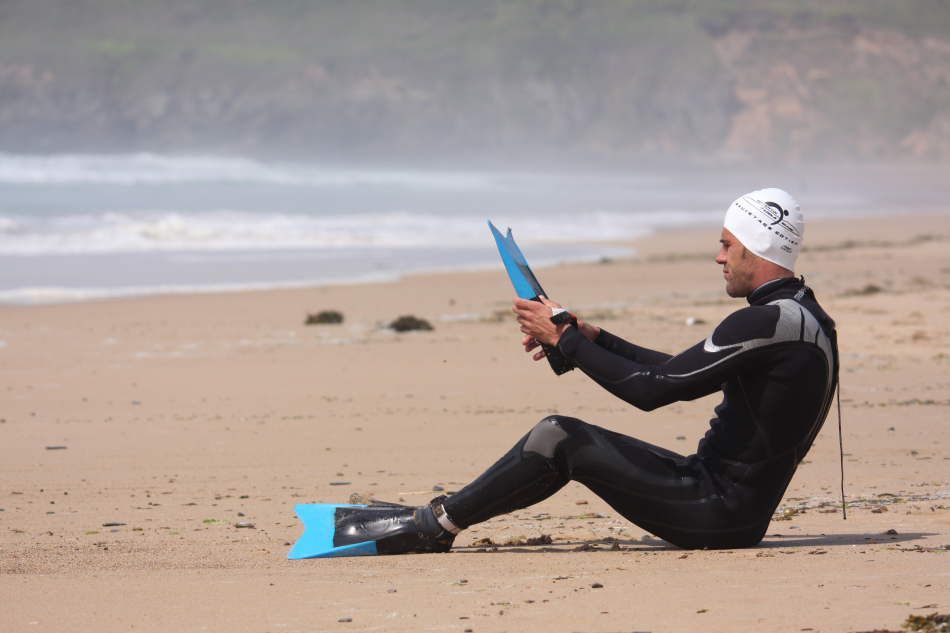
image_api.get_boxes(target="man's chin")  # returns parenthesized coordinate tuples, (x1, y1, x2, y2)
(724, 283, 745, 298)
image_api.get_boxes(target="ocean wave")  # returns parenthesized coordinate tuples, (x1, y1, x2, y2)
(0, 209, 705, 255)
(0, 244, 639, 305)
(0, 276, 403, 305)
(0, 152, 497, 189)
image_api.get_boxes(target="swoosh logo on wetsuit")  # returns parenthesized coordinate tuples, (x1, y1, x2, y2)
(702, 338, 743, 354)
(670, 299, 834, 380)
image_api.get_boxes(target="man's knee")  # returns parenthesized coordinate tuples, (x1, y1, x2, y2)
(523, 415, 575, 459)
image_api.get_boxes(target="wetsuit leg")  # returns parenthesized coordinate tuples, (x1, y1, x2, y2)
(442, 415, 769, 549)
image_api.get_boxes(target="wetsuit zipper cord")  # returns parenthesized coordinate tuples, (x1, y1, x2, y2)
(837, 383, 847, 520)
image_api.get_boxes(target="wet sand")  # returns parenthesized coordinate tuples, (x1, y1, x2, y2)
(1, 213, 948, 633)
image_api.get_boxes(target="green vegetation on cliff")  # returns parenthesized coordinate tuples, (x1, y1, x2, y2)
(1, 0, 947, 162)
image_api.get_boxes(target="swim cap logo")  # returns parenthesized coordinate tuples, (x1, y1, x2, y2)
(764, 201, 789, 227)
(724, 188, 803, 270)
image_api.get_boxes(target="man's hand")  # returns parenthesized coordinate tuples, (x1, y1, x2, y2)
(513, 296, 566, 348)
(576, 318, 601, 342)
(517, 296, 601, 362)
(521, 333, 547, 362)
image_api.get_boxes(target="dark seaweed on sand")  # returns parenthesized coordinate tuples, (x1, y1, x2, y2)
(472, 534, 553, 547)
(842, 283, 885, 297)
(389, 315, 433, 332)
(904, 613, 950, 633)
(305, 310, 344, 325)
(857, 613, 950, 633)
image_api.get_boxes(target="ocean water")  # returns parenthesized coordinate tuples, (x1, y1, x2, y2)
(0, 153, 930, 305)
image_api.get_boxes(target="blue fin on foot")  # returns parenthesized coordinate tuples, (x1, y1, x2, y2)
(287, 504, 379, 560)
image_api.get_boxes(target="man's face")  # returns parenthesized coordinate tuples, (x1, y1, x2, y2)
(716, 228, 756, 298)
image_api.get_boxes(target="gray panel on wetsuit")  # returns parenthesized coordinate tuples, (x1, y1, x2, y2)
(523, 418, 568, 458)
(670, 298, 834, 382)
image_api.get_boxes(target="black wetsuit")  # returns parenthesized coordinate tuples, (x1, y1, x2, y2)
(443, 276, 839, 549)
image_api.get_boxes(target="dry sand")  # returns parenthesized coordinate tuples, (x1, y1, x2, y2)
(1, 214, 948, 633)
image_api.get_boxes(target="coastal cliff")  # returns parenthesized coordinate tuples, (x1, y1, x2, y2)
(1, 1, 948, 163)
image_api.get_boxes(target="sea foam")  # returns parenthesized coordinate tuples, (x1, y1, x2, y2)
(0, 152, 495, 188)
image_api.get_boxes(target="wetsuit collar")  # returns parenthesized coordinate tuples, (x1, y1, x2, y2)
(747, 275, 802, 306)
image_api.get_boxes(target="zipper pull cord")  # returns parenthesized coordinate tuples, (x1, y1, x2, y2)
(837, 382, 847, 520)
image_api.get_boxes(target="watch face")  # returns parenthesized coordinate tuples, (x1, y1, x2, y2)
(550, 309, 572, 325)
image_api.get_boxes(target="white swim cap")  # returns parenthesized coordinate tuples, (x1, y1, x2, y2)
(723, 188, 804, 271)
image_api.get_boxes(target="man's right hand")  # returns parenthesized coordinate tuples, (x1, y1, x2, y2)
(576, 319, 601, 342)
(522, 334, 547, 362)
(522, 318, 600, 362)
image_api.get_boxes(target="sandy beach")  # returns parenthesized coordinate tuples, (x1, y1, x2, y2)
(1, 213, 948, 633)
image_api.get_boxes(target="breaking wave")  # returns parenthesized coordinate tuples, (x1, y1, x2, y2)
(0, 208, 714, 256)
(0, 152, 497, 188)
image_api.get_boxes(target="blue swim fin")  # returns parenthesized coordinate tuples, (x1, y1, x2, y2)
(288, 501, 455, 559)
(488, 220, 546, 300)
(487, 220, 574, 375)
(287, 504, 378, 559)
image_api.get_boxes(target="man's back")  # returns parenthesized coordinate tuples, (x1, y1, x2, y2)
(551, 274, 839, 539)
(693, 277, 839, 514)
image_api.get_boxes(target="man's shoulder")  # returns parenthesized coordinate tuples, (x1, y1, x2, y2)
(711, 303, 785, 347)
(711, 298, 835, 358)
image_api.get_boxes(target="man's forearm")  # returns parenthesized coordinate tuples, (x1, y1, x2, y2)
(593, 328, 673, 365)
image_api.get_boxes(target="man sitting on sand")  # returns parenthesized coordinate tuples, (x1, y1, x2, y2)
(333, 188, 840, 553)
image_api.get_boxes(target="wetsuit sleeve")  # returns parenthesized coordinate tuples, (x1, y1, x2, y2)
(558, 305, 781, 412)
(594, 328, 673, 365)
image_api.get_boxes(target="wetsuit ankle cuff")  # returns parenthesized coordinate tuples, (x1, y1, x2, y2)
(431, 500, 462, 534)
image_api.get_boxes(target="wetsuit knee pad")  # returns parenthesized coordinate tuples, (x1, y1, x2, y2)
(523, 416, 573, 459)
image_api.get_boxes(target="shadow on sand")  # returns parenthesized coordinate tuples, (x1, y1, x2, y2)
(453, 531, 935, 554)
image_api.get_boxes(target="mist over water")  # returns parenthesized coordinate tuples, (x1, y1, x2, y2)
(1, 3, 947, 304)
(0, 153, 944, 304)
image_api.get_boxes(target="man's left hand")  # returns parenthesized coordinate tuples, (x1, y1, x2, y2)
(513, 296, 572, 347)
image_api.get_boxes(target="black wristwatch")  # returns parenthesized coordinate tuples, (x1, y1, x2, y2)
(550, 308, 577, 327)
